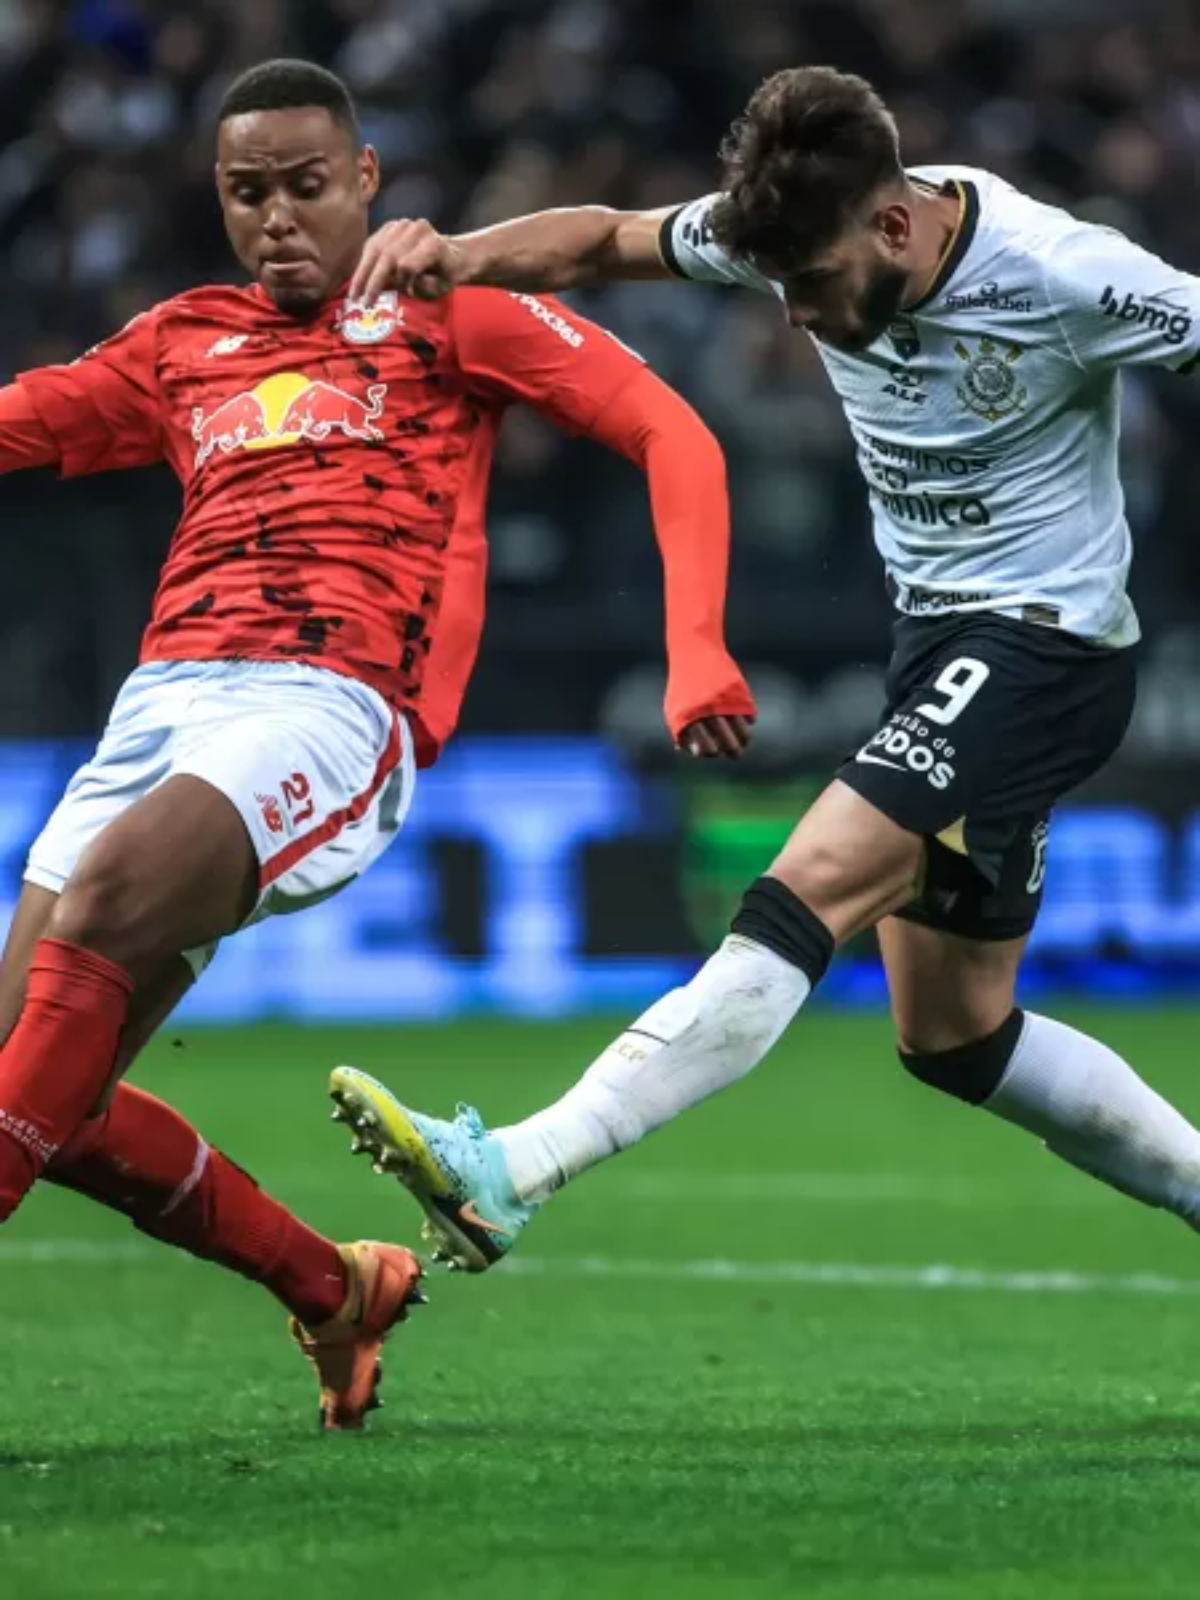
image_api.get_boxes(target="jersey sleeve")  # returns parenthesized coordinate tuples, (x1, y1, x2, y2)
(1040, 221, 1200, 374)
(0, 383, 62, 470)
(657, 195, 780, 296)
(586, 365, 755, 738)
(16, 307, 165, 475)
(448, 287, 650, 432)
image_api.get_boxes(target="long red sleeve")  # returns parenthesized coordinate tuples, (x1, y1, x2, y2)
(587, 365, 755, 739)
(0, 383, 62, 471)
(450, 289, 754, 742)
(16, 308, 164, 475)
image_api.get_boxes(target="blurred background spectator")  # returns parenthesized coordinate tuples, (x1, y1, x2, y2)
(1, 0, 1199, 764)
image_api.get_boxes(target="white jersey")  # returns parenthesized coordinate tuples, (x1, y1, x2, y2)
(661, 165, 1200, 646)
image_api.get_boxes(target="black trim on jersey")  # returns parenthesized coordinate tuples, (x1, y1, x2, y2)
(908, 179, 980, 312)
(658, 208, 689, 279)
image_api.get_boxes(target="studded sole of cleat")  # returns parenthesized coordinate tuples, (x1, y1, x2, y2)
(329, 1072, 492, 1274)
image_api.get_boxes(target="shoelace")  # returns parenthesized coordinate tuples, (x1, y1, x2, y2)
(455, 1103, 487, 1141)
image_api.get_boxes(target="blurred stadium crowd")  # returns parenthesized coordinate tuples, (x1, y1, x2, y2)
(2, 0, 1200, 754)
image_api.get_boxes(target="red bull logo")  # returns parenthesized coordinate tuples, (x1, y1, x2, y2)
(191, 370, 387, 469)
(338, 291, 402, 345)
(256, 792, 285, 835)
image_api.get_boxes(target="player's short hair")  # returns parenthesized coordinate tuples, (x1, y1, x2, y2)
(711, 67, 902, 269)
(218, 59, 360, 144)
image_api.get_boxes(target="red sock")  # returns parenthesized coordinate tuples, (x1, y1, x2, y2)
(50, 1084, 349, 1325)
(0, 938, 133, 1220)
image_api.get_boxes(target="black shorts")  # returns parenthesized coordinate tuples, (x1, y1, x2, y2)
(837, 613, 1137, 941)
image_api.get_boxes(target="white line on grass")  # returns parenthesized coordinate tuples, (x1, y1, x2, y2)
(2, 1237, 1199, 1298)
(606, 1173, 1102, 1207)
(0, 1237, 148, 1263)
(501, 1257, 1200, 1297)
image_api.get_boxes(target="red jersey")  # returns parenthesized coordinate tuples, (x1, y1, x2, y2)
(15, 288, 658, 723)
(7, 283, 753, 763)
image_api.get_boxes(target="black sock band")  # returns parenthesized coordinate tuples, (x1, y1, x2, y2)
(899, 1007, 1026, 1106)
(730, 877, 835, 986)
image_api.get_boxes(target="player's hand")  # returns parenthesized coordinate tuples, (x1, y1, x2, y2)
(350, 220, 466, 306)
(667, 652, 756, 759)
(678, 714, 754, 760)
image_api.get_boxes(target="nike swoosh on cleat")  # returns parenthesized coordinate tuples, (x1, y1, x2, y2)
(457, 1200, 513, 1238)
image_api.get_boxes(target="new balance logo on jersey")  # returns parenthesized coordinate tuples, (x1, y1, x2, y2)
(206, 334, 250, 358)
(1098, 285, 1192, 345)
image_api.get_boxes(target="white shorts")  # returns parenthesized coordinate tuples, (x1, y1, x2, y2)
(26, 659, 415, 975)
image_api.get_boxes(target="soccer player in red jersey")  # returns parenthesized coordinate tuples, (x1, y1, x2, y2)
(0, 59, 753, 1426)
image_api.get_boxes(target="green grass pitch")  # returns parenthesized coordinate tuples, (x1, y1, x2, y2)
(3, 1010, 1200, 1599)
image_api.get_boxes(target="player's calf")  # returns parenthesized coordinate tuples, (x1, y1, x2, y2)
(52, 1086, 428, 1427)
(55, 1084, 356, 1324)
(899, 1009, 1200, 1227)
(0, 937, 133, 1221)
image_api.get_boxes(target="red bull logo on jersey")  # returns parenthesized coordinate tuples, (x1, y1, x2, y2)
(191, 371, 387, 468)
(337, 291, 403, 345)
(256, 792, 285, 835)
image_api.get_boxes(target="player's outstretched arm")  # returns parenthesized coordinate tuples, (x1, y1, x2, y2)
(351, 207, 677, 304)
(448, 288, 755, 758)
(13, 310, 165, 478)
(0, 384, 64, 472)
(587, 365, 755, 759)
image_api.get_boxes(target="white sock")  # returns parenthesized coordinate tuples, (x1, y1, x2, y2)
(495, 935, 811, 1201)
(985, 1011, 1200, 1225)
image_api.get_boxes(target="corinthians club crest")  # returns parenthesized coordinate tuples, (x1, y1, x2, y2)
(954, 336, 1027, 422)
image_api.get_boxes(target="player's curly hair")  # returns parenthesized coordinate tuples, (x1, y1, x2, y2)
(711, 67, 902, 268)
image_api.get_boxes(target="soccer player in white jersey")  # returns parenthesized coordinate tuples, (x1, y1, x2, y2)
(327, 65, 1200, 1272)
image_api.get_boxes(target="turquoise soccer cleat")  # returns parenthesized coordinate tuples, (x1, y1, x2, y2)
(329, 1066, 538, 1272)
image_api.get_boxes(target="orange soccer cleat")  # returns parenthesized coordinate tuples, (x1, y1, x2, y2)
(290, 1240, 426, 1430)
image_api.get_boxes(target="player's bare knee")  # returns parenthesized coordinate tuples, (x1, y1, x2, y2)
(883, 918, 1023, 1058)
(893, 985, 1015, 1057)
(893, 952, 1020, 1057)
